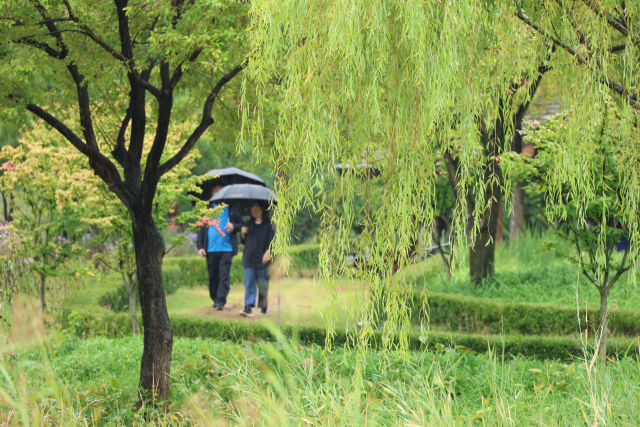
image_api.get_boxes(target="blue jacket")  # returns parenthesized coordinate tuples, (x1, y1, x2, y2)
(196, 207, 245, 256)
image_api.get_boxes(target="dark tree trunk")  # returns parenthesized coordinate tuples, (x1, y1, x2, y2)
(469, 189, 502, 286)
(132, 213, 172, 405)
(38, 273, 46, 313)
(510, 183, 525, 239)
(1, 191, 13, 222)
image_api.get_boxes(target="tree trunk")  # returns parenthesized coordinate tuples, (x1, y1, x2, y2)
(469, 175, 502, 287)
(1, 191, 13, 222)
(510, 182, 525, 239)
(132, 214, 172, 406)
(495, 203, 503, 246)
(598, 286, 610, 363)
(38, 273, 46, 313)
(469, 224, 496, 286)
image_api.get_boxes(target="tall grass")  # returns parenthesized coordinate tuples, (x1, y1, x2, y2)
(2, 325, 640, 426)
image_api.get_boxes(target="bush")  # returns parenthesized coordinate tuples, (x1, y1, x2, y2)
(58, 309, 638, 361)
(411, 291, 640, 337)
(162, 264, 181, 294)
(97, 285, 129, 312)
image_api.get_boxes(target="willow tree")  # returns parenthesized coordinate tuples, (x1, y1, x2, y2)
(245, 0, 640, 345)
(0, 0, 248, 402)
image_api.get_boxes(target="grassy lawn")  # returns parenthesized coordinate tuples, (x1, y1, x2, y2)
(408, 237, 640, 310)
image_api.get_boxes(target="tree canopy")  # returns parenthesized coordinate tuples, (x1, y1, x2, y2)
(245, 0, 640, 345)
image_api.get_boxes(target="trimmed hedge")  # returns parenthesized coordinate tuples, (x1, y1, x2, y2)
(408, 291, 640, 337)
(58, 308, 639, 361)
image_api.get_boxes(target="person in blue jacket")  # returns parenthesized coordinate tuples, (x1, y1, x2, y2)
(196, 185, 245, 310)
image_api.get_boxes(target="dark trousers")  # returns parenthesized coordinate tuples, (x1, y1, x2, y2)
(206, 252, 233, 307)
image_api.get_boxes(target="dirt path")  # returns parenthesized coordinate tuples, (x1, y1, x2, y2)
(190, 278, 326, 324)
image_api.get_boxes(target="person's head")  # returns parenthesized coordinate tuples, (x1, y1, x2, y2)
(251, 202, 271, 221)
(211, 184, 224, 198)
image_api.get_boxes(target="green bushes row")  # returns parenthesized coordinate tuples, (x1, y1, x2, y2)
(412, 291, 640, 337)
(59, 308, 639, 361)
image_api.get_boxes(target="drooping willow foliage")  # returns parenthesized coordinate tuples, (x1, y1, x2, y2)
(243, 0, 640, 350)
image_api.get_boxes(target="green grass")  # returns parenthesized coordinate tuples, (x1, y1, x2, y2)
(3, 335, 640, 426)
(409, 234, 640, 310)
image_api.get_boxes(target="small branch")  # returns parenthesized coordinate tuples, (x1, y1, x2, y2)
(112, 109, 131, 166)
(610, 44, 626, 53)
(78, 25, 130, 62)
(14, 37, 65, 59)
(13, 98, 134, 208)
(166, 47, 203, 93)
(609, 240, 631, 289)
(516, 10, 639, 109)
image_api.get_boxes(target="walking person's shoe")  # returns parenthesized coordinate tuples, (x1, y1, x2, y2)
(215, 304, 224, 311)
(260, 307, 268, 315)
(239, 306, 253, 317)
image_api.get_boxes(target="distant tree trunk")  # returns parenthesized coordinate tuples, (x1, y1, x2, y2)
(133, 213, 172, 405)
(128, 282, 140, 336)
(469, 182, 502, 285)
(1, 191, 13, 222)
(598, 283, 610, 363)
(38, 273, 46, 313)
(510, 183, 525, 239)
(121, 243, 140, 337)
(496, 204, 504, 245)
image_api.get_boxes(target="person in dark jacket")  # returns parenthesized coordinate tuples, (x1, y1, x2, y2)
(197, 185, 245, 310)
(239, 202, 275, 317)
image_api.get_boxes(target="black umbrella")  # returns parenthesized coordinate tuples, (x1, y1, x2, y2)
(210, 183, 277, 216)
(195, 167, 266, 201)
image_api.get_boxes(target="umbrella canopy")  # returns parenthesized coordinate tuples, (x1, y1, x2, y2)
(196, 167, 266, 201)
(210, 183, 277, 216)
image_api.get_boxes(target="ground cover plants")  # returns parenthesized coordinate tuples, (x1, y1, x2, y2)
(2, 333, 640, 426)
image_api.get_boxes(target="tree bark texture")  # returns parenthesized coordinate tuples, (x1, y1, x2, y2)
(510, 182, 525, 239)
(133, 214, 172, 404)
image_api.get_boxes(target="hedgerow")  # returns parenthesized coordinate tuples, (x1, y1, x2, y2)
(58, 309, 638, 361)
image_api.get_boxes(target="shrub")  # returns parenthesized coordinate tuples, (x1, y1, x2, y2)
(58, 309, 638, 361)
(97, 285, 129, 312)
(162, 264, 181, 294)
(411, 292, 640, 337)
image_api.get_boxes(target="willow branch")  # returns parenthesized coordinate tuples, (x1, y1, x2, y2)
(516, 10, 639, 109)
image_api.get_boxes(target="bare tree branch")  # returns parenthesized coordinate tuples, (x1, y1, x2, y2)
(157, 62, 245, 177)
(112, 109, 131, 166)
(13, 99, 133, 207)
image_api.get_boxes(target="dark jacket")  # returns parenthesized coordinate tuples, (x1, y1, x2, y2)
(241, 218, 276, 269)
(196, 206, 245, 256)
